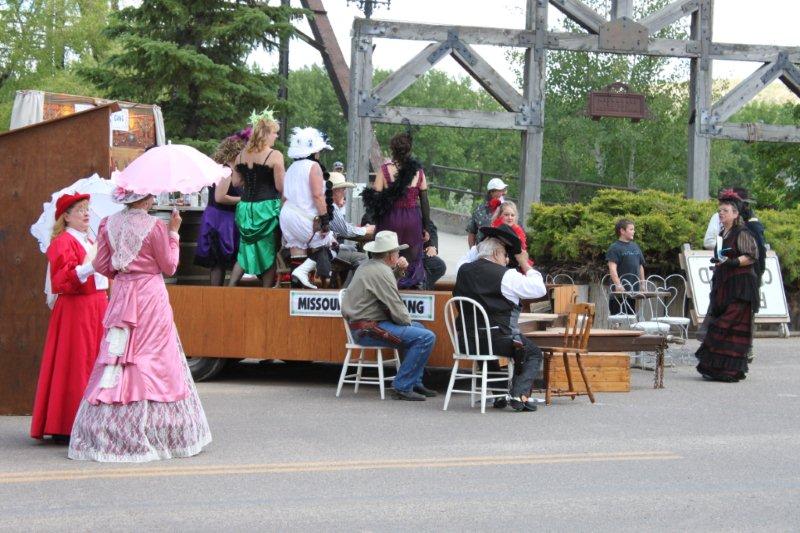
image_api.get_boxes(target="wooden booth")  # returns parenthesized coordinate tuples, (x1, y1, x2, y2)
(0, 104, 120, 415)
(10, 90, 163, 171)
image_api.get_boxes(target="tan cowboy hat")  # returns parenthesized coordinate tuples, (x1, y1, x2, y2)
(329, 172, 354, 189)
(363, 230, 409, 253)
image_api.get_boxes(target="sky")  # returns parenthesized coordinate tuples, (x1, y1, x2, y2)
(257, 0, 800, 90)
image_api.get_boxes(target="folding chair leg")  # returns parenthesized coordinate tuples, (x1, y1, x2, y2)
(575, 353, 596, 403)
(443, 361, 459, 411)
(376, 349, 386, 400)
(336, 348, 352, 397)
(562, 351, 577, 400)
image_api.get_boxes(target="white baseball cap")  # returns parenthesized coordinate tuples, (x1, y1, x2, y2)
(486, 177, 508, 191)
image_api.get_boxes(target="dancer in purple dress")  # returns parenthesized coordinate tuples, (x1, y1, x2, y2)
(193, 129, 249, 285)
(362, 132, 431, 289)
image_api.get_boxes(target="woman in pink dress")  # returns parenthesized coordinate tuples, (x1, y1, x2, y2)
(68, 189, 211, 462)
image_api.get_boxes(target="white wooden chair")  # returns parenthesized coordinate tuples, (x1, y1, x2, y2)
(442, 297, 514, 414)
(335, 289, 401, 399)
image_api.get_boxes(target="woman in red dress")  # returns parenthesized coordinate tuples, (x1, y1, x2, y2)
(30, 193, 108, 444)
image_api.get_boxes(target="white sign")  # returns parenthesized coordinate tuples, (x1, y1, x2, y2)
(684, 250, 789, 320)
(110, 109, 129, 132)
(74, 103, 95, 112)
(289, 290, 435, 321)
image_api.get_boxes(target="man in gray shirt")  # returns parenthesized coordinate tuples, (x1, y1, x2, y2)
(606, 218, 646, 316)
(342, 231, 437, 401)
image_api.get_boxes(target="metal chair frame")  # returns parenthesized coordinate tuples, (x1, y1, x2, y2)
(601, 274, 638, 329)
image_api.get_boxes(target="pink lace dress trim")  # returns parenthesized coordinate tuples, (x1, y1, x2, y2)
(106, 208, 157, 272)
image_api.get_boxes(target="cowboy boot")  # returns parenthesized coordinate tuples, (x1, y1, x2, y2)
(292, 258, 318, 289)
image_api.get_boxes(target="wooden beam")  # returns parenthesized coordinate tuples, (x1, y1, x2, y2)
(708, 123, 800, 143)
(686, 0, 712, 200)
(549, 0, 607, 34)
(371, 42, 448, 106)
(639, 0, 699, 34)
(356, 17, 800, 63)
(364, 106, 531, 131)
(549, 33, 699, 57)
(347, 30, 375, 229)
(355, 18, 537, 47)
(710, 42, 800, 63)
(450, 42, 524, 111)
(779, 62, 800, 99)
(611, 0, 634, 20)
(519, 0, 547, 211)
(710, 60, 783, 124)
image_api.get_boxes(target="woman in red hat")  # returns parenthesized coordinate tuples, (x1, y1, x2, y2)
(31, 193, 109, 444)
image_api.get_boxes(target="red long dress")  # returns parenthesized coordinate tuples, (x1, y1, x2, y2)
(30, 231, 108, 439)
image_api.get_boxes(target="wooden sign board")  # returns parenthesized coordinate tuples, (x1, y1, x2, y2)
(679, 246, 790, 331)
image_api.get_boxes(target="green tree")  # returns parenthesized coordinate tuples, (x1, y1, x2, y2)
(81, 0, 304, 141)
(1, 0, 113, 130)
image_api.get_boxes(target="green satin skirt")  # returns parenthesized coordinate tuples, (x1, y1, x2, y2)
(235, 199, 281, 275)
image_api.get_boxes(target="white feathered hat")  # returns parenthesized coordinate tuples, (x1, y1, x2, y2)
(287, 127, 333, 159)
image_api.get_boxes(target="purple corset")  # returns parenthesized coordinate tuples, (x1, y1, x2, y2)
(394, 186, 419, 209)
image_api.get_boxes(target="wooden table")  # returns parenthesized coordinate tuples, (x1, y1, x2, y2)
(518, 312, 560, 332)
(524, 328, 668, 389)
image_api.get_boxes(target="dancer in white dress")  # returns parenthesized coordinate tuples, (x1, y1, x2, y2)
(279, 127, 335, 288)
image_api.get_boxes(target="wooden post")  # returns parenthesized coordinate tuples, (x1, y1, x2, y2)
(519, 0, 546, 222)
(347, 30, 375, 225)
(611, 0, 633, 19)
(687, 0, 712, 200)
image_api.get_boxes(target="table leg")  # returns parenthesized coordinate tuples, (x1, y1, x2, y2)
(653, 344, 665, 389)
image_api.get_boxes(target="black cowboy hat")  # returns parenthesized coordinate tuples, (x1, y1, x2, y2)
(479, 224, 522, 255)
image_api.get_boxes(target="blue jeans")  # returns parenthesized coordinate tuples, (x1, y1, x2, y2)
(353, 321, 435, 392)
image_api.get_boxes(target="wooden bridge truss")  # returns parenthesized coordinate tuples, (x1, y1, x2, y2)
(345, 0, 800, 215)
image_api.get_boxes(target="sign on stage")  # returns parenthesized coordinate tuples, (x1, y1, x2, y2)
(289, 290, 435, 321)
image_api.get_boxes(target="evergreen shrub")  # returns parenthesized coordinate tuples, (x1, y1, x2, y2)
(526, 189, 800, 290)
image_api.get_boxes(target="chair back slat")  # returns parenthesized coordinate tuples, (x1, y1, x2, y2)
(561, 303, 595, 350)
(444, 297, 494, 358)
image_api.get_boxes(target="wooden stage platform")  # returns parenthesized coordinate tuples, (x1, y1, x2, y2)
(169, 286, 667, 389)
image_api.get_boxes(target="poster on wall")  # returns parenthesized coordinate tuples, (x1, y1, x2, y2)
(681, 247, 790, 324)
(289, 291, 435, 321)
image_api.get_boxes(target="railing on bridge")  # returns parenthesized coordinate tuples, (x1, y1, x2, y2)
(427, 164, 639, 205)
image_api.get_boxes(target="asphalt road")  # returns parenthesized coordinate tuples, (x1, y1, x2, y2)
(1, 337, 799, 531)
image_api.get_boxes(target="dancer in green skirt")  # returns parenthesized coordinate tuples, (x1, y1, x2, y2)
(228, 109, 285, 287)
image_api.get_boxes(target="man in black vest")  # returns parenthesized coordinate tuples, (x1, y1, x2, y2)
(453, 225, 547, 412)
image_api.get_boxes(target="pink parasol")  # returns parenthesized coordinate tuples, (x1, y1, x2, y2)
(112, 144, 231, 195)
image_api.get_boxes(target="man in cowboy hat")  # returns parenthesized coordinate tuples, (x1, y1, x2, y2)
(453, 224, 547, 411)
(341, 231, 437, 401)
(328, 172, 375, 285)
